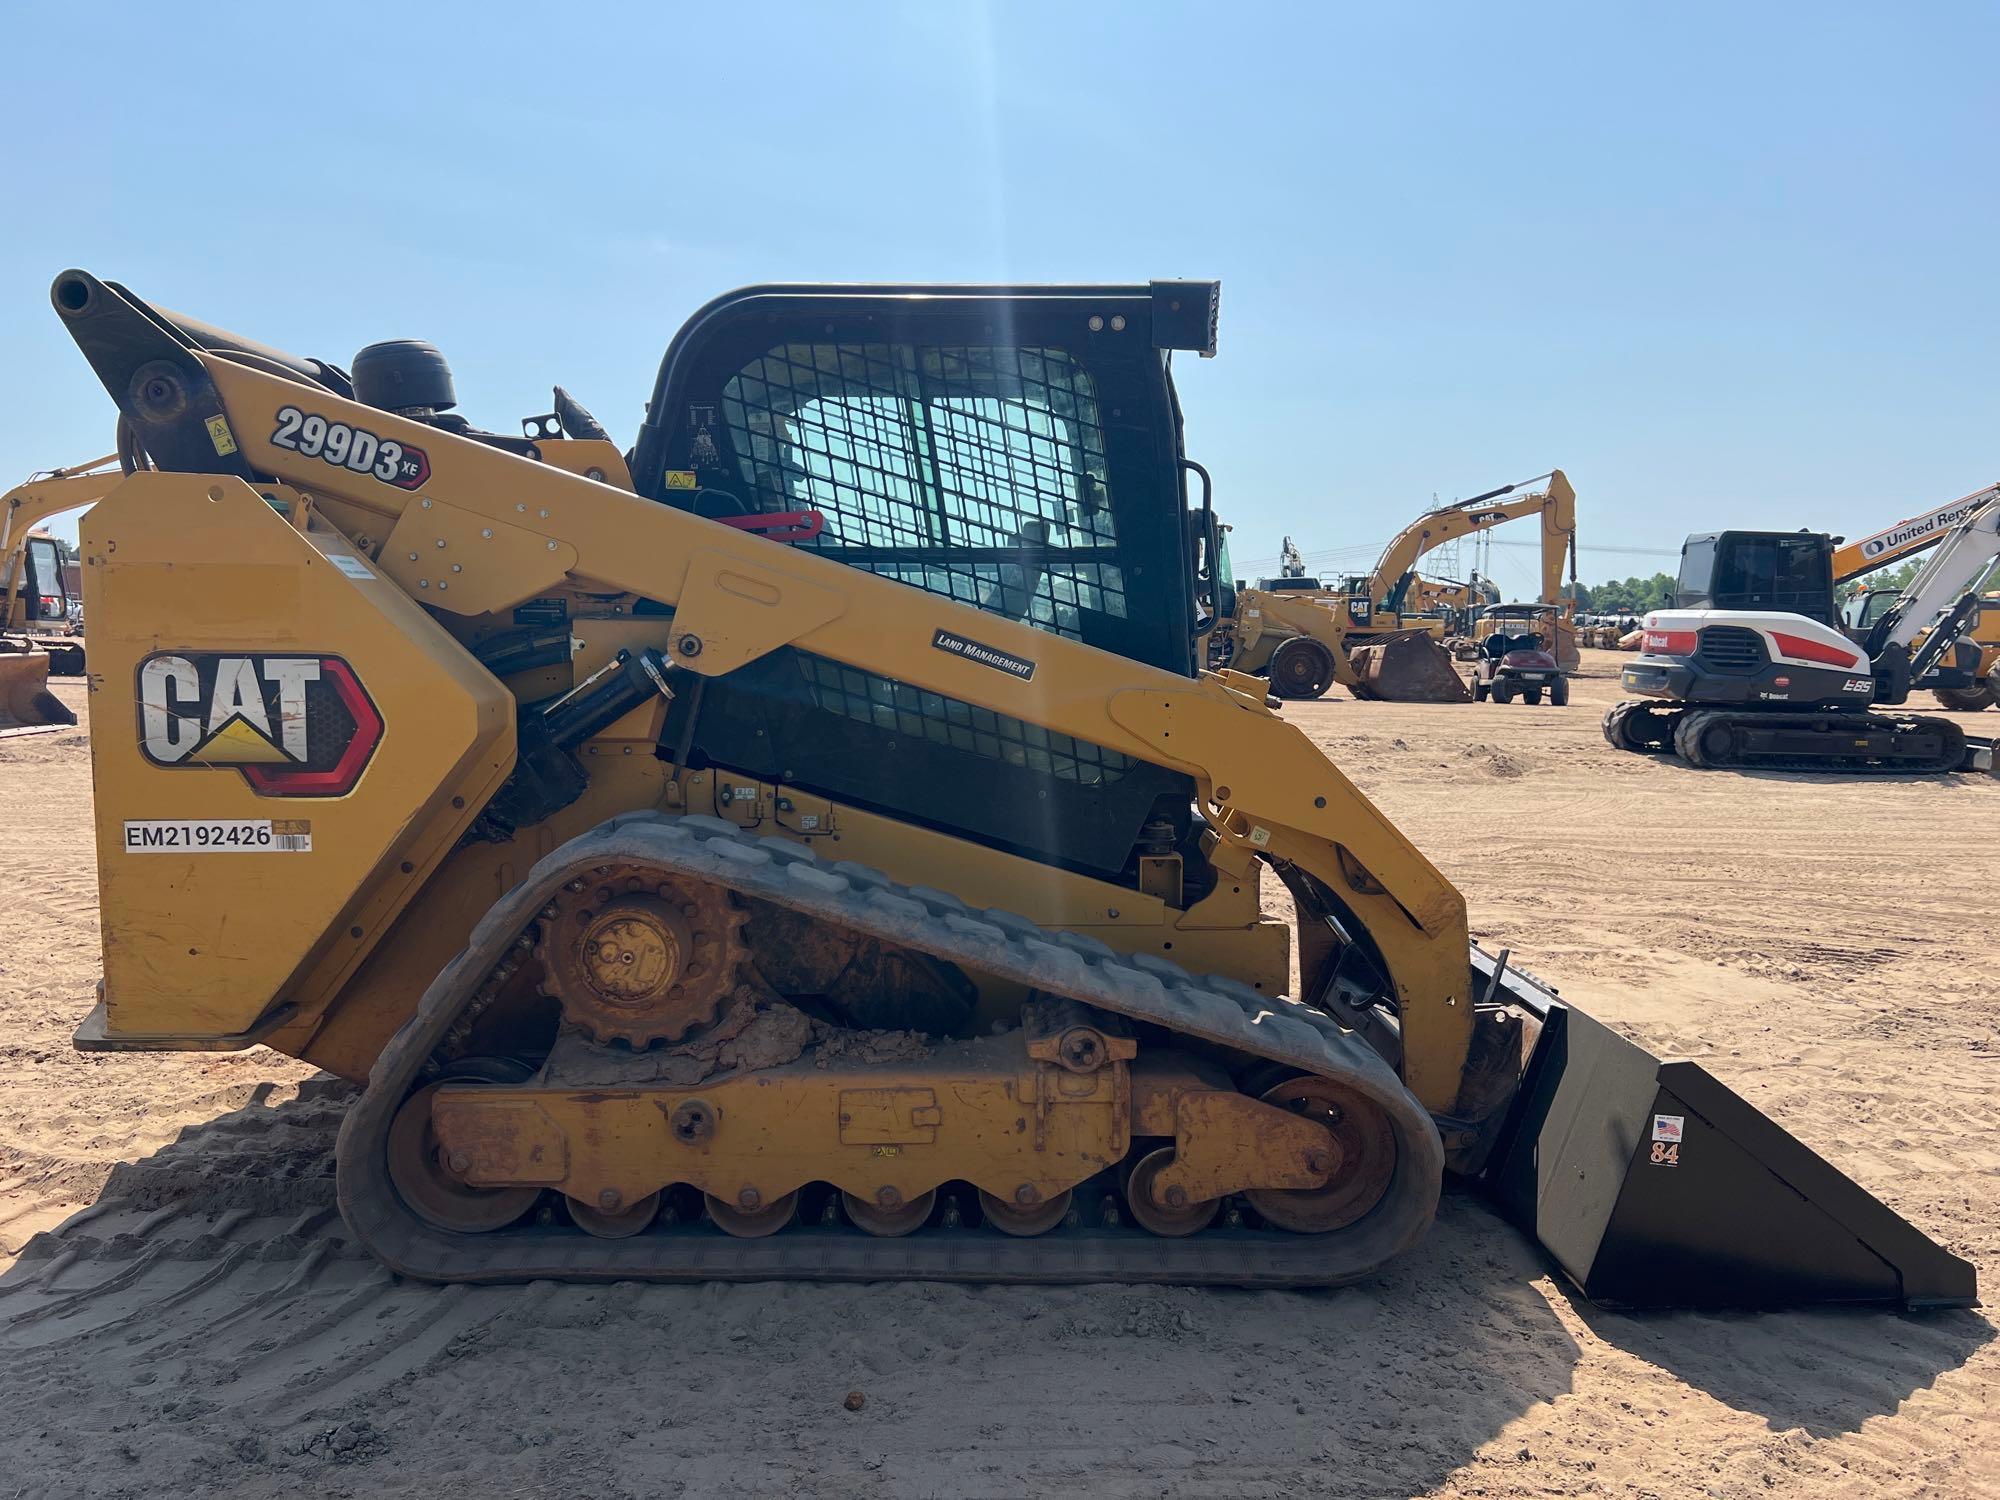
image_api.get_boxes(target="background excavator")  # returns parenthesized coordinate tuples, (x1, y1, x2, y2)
(1832, 485, 2000, 712)
(1607, 488, 2000, 772)
(1206, 535, 1469, 700)
(0, 460, 117, 729)
(46, 268, 1971, 1309)
(1411, 572, 1498, 634)
(1209, 476, 1576, 701)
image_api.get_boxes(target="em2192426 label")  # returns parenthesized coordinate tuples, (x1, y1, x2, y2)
(123, 819, 312, 854)
(270, 405, 429, 490)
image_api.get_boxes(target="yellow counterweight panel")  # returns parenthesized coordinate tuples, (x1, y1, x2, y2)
(81, 473, 516, 1040)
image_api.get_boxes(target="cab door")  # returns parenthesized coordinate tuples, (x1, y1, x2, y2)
(20, 536, 69, 624)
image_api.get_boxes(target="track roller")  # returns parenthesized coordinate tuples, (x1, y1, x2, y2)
(841, 1188, 937, 1238)
(1122, 1148, 1220, 1238)
(977, 1187, 1073, 1236)
(567, 1191, 661, 1239)
(705, 1189, 800, 1238)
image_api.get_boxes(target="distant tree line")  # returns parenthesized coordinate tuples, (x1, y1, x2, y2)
(1572, 573, 1675, 613)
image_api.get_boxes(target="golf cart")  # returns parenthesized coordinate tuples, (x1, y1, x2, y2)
(1470, 603, 1571, 705)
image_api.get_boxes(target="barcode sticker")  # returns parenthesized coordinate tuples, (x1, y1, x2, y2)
(124, 819, 313, 854)
(325, 553, 374, 581)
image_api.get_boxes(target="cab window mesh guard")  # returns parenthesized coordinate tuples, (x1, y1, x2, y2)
(722, 343, 1127, 641)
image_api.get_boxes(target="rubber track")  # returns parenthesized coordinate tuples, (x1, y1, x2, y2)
(337, 812, 1445, 1288)
(1674, 707, 1969, 775)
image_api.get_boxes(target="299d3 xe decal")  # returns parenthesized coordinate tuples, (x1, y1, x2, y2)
(270, 405, 430, 489)
(136, 653, 382, 796)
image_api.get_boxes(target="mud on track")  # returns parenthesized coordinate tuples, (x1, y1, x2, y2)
(1, 662, 1995, 1498)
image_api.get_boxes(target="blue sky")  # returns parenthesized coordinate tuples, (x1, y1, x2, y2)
(4, 2, 1994, 596)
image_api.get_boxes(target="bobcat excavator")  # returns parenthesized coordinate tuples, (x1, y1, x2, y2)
(46, 269, 1971, 1308)
(0, 461, 119, 729)
(1607, 489, 2000, 772)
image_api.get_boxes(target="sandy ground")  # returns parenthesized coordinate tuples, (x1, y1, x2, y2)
(1, 657, 1996, 1499)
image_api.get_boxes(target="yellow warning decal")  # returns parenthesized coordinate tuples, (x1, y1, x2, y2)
(205, 414, 238, 456)
(664, 470, 698, 490)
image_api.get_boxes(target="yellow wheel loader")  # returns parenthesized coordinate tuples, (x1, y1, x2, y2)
(1213, 477, 1580, 700)
(1210, 538, 1470, 702)
(47, 270, 1971, 1308)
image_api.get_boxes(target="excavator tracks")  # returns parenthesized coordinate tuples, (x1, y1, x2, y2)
(1604, 700, 1976, 773)
(337, 813, 1445, 1288)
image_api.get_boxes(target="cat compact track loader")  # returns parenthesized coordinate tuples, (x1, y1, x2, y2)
(48, 269, 1972, 1308)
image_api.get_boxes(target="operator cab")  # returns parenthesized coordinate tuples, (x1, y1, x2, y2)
(619, 280, 1226, 887)
(1675, 531, 1837, 625)
(1840, 586, 1901, 636)
(13, 533, 70, 624)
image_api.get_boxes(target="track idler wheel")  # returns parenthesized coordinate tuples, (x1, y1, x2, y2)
(705, 1188, 800, 1238)
(567, 1191, 662, 1239)
(1122, 1148, 1220, 1238)
(1243, 1077, 1395, 1233)
(1673, 709, 1733, 768)
(977, 1186, 1073, 1237)
(842, 1187, 938, 1238)
(1603, 701, 1677, 753)
(387, 1082, 540, 1233)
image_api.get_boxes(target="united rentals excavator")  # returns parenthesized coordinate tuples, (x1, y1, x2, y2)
(1831, 485, 2000, 713)
(46, 270, 1972, 1308)
(1606, 488, 2000, 772)
(0, 460, 117, 729)
(1843, 584, 1999, 712)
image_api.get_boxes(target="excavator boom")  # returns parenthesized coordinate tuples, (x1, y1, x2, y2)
(1833, 482, 2000, 584)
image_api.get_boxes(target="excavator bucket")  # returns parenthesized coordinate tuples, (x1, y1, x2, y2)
(0, 650, 75, 732)
(1477, 955, 1976, 1310)
(1348, 629, 1470, 702)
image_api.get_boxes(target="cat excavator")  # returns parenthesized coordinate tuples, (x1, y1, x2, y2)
(1209, 535, 1468, 701)
(48, 268, 1971, 1309)
(0, 460, 117, 728)
(1208, 474, 1577, 704)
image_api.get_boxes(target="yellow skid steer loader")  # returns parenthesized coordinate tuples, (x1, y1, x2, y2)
(47, 270, 1971, 1308)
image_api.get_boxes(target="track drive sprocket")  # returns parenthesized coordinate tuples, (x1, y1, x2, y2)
(535, 865, 751, 1046)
